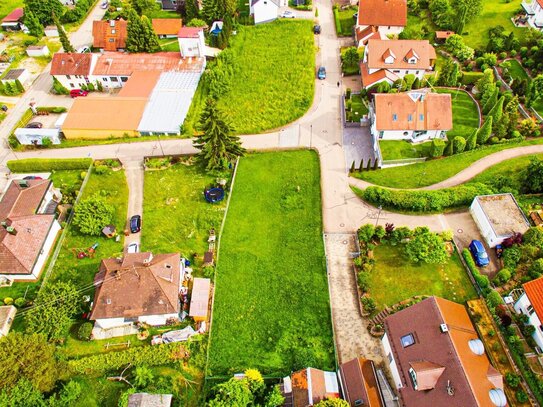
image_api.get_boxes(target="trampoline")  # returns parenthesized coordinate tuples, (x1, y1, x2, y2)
(204, 187, 225, 203)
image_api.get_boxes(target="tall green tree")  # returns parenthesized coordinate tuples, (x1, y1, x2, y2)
(0, 333, 58, 392)
(343, 47, 360, 69)
(437, 58, 459, 86)
(23, 0, 63, 26)
(503, 95, 520, 135)
(185, 0, 200, 21)
(523, 156, 543, 193)
(23, 8, 44, 37)
(130, 0, 159, 15)
(487, 96, 504, 131)
(527, 75, 543, 107)
(126, 10, 160, 52)
(140, 15, 160, 52)
(476, 117, 493, 144)
(466, 128, 478, 150)
(482, 87, 498, 114)
(477, 69, 496, 105)
(72, 195, 114, 235)
(55, 17, 74, 53)
(25, 282, 81, 342)
(0, 379, 45, 407)
(201, 0, 236, 22)
(194, 99, 246, 171)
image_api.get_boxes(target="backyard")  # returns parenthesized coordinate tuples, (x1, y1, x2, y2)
(346, 93, 369, 122)
(379, 140, 432, 161)
(503, 58, 531, 82)
(208, 151, 335, 376)
(369, 243, 477, 311)
(335, 6, 357, 37)
(435, 88, 480, 140)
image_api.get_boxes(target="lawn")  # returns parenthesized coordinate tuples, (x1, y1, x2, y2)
(160, 39, 180, 52)
(369, 243, 477, 311)
(504, 58, 530, 82)
(336, 7, 357, 37)
(0, 0, 22, 21)
(463, 0, 525, 49)
(532, 98, 543, 118)
(49, 167, 128, 288)
(147, 9, 180, 19)
(208, 151, 334, 376)
(435, 88, 480, 140)
(348, 93, 368, 122)
(354, 138, 543, 188)
(141, 158, 228, 260)
(185, 20, 315, 135)
(379, 140, 432, 161)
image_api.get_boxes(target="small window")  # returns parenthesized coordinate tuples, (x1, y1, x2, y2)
(540, 325, 543, 332)
(401, 333, 415, 348)
(528, 305, 535, 316)
(109, 38, 115, 42)
(102, 77, 108, 81)
(388, 353, 393, 363)
(419, 114, 424, 121)
(111, 29, 116, 34)
(407, 114, 413, 122)
(69, 83, 74, 88)
(392, 114, 397, 121)
(110, 77, 118, 82)
(393, 70, 400, 73)
(121, 77, 128, 82)
(66, 75, 71, 80)
(415, 70, 419, 74)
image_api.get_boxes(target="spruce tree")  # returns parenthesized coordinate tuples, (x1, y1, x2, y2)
(24, 8, 44, 37)
(186, 0, 200, 21)
(482, 87, 498, 114)
(55, 17, 74, 53)
(141, 15, 160, 52)
(476, 117, 493, 145)
(487, 96, 504, 131)
(465, 129, 478, 150)
(0, 81, 5, 95)
(126, 9, 143, 53)
(503, 95, 520, 134)
(194, 99, 246, 171)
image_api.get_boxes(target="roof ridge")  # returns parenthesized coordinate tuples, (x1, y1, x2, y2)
(149, 254, 179, 312)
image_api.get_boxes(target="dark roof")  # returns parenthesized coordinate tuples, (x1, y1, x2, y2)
(51, 53, 93, 76)
(2, 69, 26, 81)
(160, 0, 176, 10)
(339, 358, 385, 406)
(2, 8, 23, 23)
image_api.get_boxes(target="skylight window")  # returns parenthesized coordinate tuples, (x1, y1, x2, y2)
(408, 114, 413, 122)
(401, 333, 415, 348)
(392, 114, 398, 121)
(419, 114, 424, 121)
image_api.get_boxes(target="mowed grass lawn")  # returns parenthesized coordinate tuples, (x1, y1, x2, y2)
(463, 0, 525, 49)
(216, 20, 315, 134)
(435, 88, 480, 140)
(0, 0, 22, 20)
(504, 59, 530, 81)
(141, 160, 227, 258)
(209, 151, 334, 376)
(354, 138, 543, 188)
(469, 154, 543, 190)
(370, 244, 477, 311)
(379, 140, 432, 161)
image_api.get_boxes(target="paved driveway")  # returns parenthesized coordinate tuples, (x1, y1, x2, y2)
(343, 125, 375, 172)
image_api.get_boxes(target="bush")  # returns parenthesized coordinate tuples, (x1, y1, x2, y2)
(487, 290, 503, 307)
(36, 106, 68, 114)
(94, 165, 110, 175)
(333, 8, 341, 36)
(452, 136, 466, 154)
(516, 390, 529, 403)
(494, 268, 512, 285)
(77, 322, 93, 341)
(3, 297, 13, 305)
(503, 247, 521, 269)
(462, 248, 490, 294)
(361, 296, 376, 314)
(358, 224, 376, 243)
(505, 372, 521, 388)
(357, 271, 369, 292)
(7, 158, 92, 172)
(461, 72, 484, 85)
(14, 298, 26, 308)
(430, 139, 446, 157)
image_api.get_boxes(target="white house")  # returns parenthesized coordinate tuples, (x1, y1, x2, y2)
(0, 68, 30, 86)
(0, 179, 62, 282)
(470, 193, 530, 248)
(26, 45, 50, 57)
(14, 128, 61, 146)
(514, 276, 543, 351)
(521, 0, 543, 31)
(90, 253, 183, 339)
(360, 39, 436, 89)
(355, 0, 407, 46)
(50, 53, 97, 90)
(0, 306, 16, 337)
(250, 0, 281, 25)
(177, 27, 205, 58)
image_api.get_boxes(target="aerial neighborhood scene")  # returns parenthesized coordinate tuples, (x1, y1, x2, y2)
(2, 0, 543, 405)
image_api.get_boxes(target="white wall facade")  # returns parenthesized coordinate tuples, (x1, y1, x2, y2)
(15, 128, 61, 145)
(382, 333, 403, 389)
(30, 219, 61, 279)
(139, 313, 179, 326)
(54, 74, 91, 90)
(26, 46, 49, 57)
(524, 0, 543, 30)
(514, 293, 543, 350)
(251, 0, 279, 24)
(178, 31, 205, 58)
(470, 199, 500, 248)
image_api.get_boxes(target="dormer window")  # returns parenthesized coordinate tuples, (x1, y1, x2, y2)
(392, 114, 398, 121)
(401, 333, 415, 347)
(383, 48, 396, 64)
(404, 49, 419, 64)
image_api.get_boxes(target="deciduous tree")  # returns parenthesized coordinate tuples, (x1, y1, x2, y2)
(130, 0, 158, 15)
(24, 8, 44, 37)
(405, 230, 448, 264)
(23, 0, 63, 26)
(72, 195, 114, 235)
(342, 47, 360, 69)
(523, 156, 543, 193)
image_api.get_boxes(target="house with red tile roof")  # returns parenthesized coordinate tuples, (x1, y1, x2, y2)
(1, 8, 24, 31)
(50, 53, 97, 91)
(92, 19, 128, 51)
(514, 276, 543, 352)
(382, 296, 507, 407)
(338, 358, 387, 406)
(355, 0, 406, 46)
(0, 179, 62, 282)
(282, 368, 341, 406)
(360, 39, 436, 89)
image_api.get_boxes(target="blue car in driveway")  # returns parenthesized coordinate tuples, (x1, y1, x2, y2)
(469, 239, 490, 267)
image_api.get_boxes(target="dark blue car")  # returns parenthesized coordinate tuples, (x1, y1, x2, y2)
(469, 239, 489, 267)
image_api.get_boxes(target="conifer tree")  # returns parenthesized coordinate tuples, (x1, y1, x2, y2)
(465, 129, 478, 150)
(55, 16, 74, 53)
(24, 7, 44, 37)
(476, 117, 493, 144)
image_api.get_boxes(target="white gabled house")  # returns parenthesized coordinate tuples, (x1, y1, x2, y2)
(250, 0, 284, 25)
(514, 276, 543, 351)
(521, 0, 543, 31)
(177, 27, 206, 58)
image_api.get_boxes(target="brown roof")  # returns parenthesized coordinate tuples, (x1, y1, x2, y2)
(366, 39, 436, 70)
(92, 19, 128, 51)
(408, 361, 445, 390)
(2, 8, 23, 23)
(189, 277, 210, 319)
(0, 179, 56, 275)
(373, 91, 453, 131)
(90, 252, 181, 320)
(152, 19, 182, 36)
(117, 71, 162, 98)
(436, 30, 455, 39)
(384, 296, 504, 407)
(51, 53, 93, 76)
(92, 52, 204, 76)
(62, 97, 148, 131)
(358, 0, 406, 27)
(339, 358, 385, 406)
(360, 62, 399, 87)
(177, 27, 203, 38)
(291, 368, 340, 406)
(523, 276, 543, 328)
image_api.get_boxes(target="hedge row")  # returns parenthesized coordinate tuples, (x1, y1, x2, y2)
(37, 106, 68, 114)
(68, 343, 185, 375)
(462, 248, 490, 295)
(359, 183, 494, 212)
(333, 8, 341, 36)
(7, 158, 92, 172)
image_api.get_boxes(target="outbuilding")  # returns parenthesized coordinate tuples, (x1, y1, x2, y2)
(0, 68, 29, 86)
(26, 45, 50, 57)
(470, 193, 530, 248)
(189, 277, 211, 323)
(0, 305, 16, 337)
(44, 26, 59, 37)
(14, 128, 61, 146)
(250, 0, 280, 24)
(1, 8, 24, 31)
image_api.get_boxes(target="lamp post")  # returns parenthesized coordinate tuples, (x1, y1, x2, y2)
(310, 124, 313, 149)
(375, 205, 382, 227)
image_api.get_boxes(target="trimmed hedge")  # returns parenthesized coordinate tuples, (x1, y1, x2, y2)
(68, 343, 186, 375)
(462, 248, 490, 295)
(357, 183, 494, 212)
(7, 158, 92, 172)
(37, 106, 68, 114)
(461, 72, 485, 85)
(333, 8, 341, 36)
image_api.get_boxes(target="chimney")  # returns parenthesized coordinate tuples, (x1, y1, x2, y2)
(143, 253, 154, 265)
(6, 226, 17, 235)
(17, 180, 28, 188)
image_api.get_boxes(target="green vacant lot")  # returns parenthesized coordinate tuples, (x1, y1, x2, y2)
(370, 244, 477, 311)
(209, 151, 334, 376)
(141, 159, 227, 258)
(380, 140, 432, 161)
(435, 88, 480, 140)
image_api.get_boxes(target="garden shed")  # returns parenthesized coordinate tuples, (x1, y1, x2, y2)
(189, 277, 211, 323)
(101, 224, 117, 238)
(14, 128, 61, 145)
(0, 68, 29, 85)
(470, 193, 530, 248)
(26, 45, 50, 57)
(44, 26, 59, 37)
(0, 305, 16, 337)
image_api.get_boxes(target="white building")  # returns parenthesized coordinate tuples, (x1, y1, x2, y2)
(514, 276, 543, 351)
(50, 53, 97, 90)
(26, 45, 50, 57)
(470, 194, 530, 248)
(90, 253, 183, 339)
(14, 128, 61, 146)
(177, 27, 206, 58)
(250, 0, 281, 25)
(360, 39, 436, 89)
(44, 25, 59, 37)
(0, 68, 30, 86)
(522, 0, 543, 31)
(355, 0, 407, 46)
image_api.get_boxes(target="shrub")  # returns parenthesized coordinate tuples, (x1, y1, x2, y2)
(36, 106, 68, 114)
(452, 136, 466, 154)
(487, 290, 503, 308)
(3, 297, 13, 305)
(14, 298, 26, 308)
(494, 268, 512, 285)
(462, 249, 490, 293)
(524, 227, 543, 247)
(503, 247, 521, 269)
(357, 272, 369, 292)
(430, 139, 446, 157)
(7, 158, 92, 172)
(94, 165, 110, 175)
(516, 390, 528, 403)
(358, 224, 375, 243)
(361, 296, 376, 314)
(461, 72, 484, 85)
(374, 225, 386, 240)
(77, 322, 93, 341)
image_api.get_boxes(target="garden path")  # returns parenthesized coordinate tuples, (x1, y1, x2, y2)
(122, 159, 144, 248)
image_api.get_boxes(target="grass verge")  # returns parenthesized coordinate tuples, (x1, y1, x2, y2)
(379, 140, 432, 161)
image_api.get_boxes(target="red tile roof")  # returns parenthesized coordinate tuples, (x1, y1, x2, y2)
(339, 358, 385, 406)
(366, 39, 436, 70)
(51, 53, 93, 76)
(358, 0, 406, 27)
(2, 8, 23, 23)
(92, 19, 128, 51)
(524, 276, 543, 322)
(360, 62, 399, 87)
(435, 30, 455, 39)
(178, 27, 203, 38)
(290, 368, 340, 406)
(152, 18, 183, 35)
(92, 52, 204, 76)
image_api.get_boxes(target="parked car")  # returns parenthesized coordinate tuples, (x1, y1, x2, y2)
(70, 89, 88, 98)
(0, 105, 7, 112)
(130, 215, 141, 233)
(26, 122, 43, 129)
(127, 242, 139, 253)
(317, 66, 326, 80)
(23, 176, 43, 180)
(100, 1, 109, 9)
(313, 24, 321, 34)
(469, 239, 490, 267)
(280, 10, 295, 18)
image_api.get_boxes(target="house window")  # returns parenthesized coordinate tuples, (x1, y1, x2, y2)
(388, 26, 391, 29)
(66, 75, 71, 80)
(392, 114, 398, 121)
(110, 77, 118, 82)
(416, 70, 419, 74)
(121, 77, 128, 82)
(102, 77, 108, 81)
(401, 333, 415, 348)
(407, 114, 413, 122)
(379, 131, 384, 139)
(69, 83, 74, 88)
(109, 38, 115, 42)
(419, 114, 424, 121)
(393, 70, 400, 73)
(388, 353, 393, 363)
(111, 29, 116, 34)
(528, 305, 535, 316)
(540, 325, 543, 332)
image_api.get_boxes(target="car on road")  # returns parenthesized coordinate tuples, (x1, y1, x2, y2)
(313, 24, 321, 34)
(469, 239, 490, 267)
(317, 66, 326, 80)
(127, 242, 139, 253)
(77, 46, 91, 53)
(70, 89, 88, 98)
(130, 215, 141, 233)
(280, 10, 295, 18)
(26, 122, 43, 129)
(100, 1, 109, 9)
